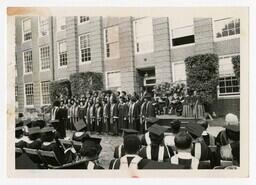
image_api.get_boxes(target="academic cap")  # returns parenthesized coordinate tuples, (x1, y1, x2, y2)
(121, 128, 139, 136)
(72, 132, 90, 142)
(146, 117, 159, 124)
(83, 137, 102, 146)
(40, 126, 55, 133)
(28, 127, 41, 135)
(185, 123, 204, 138)
(148, 124, 168, 136)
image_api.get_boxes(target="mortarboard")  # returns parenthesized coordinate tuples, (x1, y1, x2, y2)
(146, 117, 159, 124)
(185, 123, 204, 138)
(148, 124, 168, 137)
(83, 137, 102, 147)
(121, 128, 139, 136)
(40, 126, 55, 133)
(72, 132, 90, 142)
(28, 127, 41, 135)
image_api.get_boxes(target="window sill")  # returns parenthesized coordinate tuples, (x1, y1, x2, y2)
(79, 61, 92, 65)
(214, 35, 240, 42)
(40, 69, 51, 72)
(217, 94, 240, 99)
(24, 105, 35, 109)
(78, 21, 90, 25)
(24, 72, 33, 75)
(171, 43, 195, 49)
(135, 51, 154, 55)
(22, 39, 32, 43)
(58, 65, 68, 69)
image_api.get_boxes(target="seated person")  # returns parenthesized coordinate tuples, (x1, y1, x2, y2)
(15, 126, 28, 149)
(113, 129, 139, 158)
(109, 134, 150, 169)
(164, 120, 181, 148)
(139, 124, 174, 162)
(171, 131, 199, 169)
(140, 117, 159, 146)
(40, 127, 67, 165)
(26, 127, 42, 149)
(197, 120, 215, 146)
(186, 123, 212, 162)
(78, 137, 104, 169)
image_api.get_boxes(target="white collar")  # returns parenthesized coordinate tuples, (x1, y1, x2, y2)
(176, 152, 193, 159)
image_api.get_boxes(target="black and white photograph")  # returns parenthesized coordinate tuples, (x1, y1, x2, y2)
(5, 6, 250, 178)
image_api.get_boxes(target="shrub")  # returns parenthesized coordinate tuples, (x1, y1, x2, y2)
(185, 53, 219, 105)
(49, 79, 71, 103)
(70, 72, 103, 97)
(232, 55, 240, 83)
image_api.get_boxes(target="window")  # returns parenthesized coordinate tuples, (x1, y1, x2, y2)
(214, 18, 240, 40)
(133, 17, 154, 54)
(218, 55, 240, 97)
(104, 26, 120, 59)
(23, 50, 33, 73)
(172, 61, 186, 83)
(79, 16, 90, 24)
(79, 34, 91, 63)
(22, 18, 32, 41)
(58, 41, 67, 67)
(170, 17, 195, 47)
(40, 46, 50, 70)
(15, 85, 18, 101)
(25, 83, 34, 106)
(106, 71, 121, 88)
(41, 81, 50, 105)
(39, 16, 49, 37)
(56, 17, 66, 32)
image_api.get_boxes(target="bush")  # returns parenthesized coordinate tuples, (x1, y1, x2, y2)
(70, 72, 103, 97)
(185, 53, 219, 105)
(232, 55, 240, 83)
(49, 79, 71, 103)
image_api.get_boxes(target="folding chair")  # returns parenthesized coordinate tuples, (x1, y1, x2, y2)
(23, 148, 45, 168)
(38, 150, 63, 168)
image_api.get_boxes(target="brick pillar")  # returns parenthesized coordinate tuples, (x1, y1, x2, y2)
(153, 17, 172, 84)
(194, 18, 214, 54)
(66, 16, 79, 75)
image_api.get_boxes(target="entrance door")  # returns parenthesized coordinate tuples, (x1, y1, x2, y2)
(137, 67, 156, 95)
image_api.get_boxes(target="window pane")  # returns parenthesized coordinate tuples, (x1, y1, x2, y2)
(173, 62, 186, 83)
(214, 18, 240, 39)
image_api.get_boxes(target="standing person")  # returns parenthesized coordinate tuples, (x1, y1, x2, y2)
(118, 96, 129, 131)
(89, 99, 96, 133)
(182, 88, 193, 117)
(140, 96, 147, 134)
(144, 94, 156, 131)
(51, 100, 60, 121)
(128, 96, 140, 131)
(110, 95, 119, 136)
(95, 100, 103, 134)
(192, 90, 205, 119)
(139, 124, 174, 162)
(76, 99, 87, 131)
(109, 134, 150, 169)
(57, 100, 67, 138)
(69, 99, 76, 131)
(66, 99, 72, 131)
(102, 97, 111, 134)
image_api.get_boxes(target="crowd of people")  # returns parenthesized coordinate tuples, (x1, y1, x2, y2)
(15, 107, 240, 169)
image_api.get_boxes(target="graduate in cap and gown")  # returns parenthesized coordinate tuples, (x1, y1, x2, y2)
(77, 98, 87, 129)
(86, 99, 96, 132)
(110, 95, 119, 135)
(128, 96, 140, 131)
(102, 97, 111, 133)
(163, 120, 181, 152)
(140, 117, 159, 146)
(78, 137, 104, 169)
(15, 126, 28, 150)
(118, 96, 129, 131)
(139, 124, 174, 162)
(95, 99, 103, 134)
(113, 129, 139, 158)
(109, 134, 150, 169)
(25, 127, 42, 149)
(171, 131, 199, 169)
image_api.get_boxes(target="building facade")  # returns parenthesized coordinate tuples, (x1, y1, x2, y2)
(15, 16, 240, 116)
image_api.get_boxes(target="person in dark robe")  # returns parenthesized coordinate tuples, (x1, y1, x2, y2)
(66, 99, 72, 131)
(86, 99, 94, 133)
(118, 96, 129, 131)
(144, 94, 156, 131)
(128, 96, 140, 131)
(77, 99, 87, 131)
(140, 97, 147, 134)
(109, 134, 150, 169)
(139, 124, 174, 162)
(78, 137, 104, 169)
(113, 129, 139, 158)
(26, 127, 42, 149)
(171, 131, 199, 169)
(15, 126, 28, 149)
(192, 90, 205, 119)
(102, 97, 111, 134)
(110, 95, 119, 136)
(95, 100, 103, 134)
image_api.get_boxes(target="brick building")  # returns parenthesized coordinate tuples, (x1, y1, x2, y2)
(15, 16, 240, 116)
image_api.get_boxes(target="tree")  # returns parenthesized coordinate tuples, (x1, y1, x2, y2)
(49, 79, 71, 103)
(232, 55, 240, 83)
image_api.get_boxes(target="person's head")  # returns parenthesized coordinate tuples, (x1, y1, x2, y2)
(173, 93, 177, 98)
(123, 134, 141, 154)
(193, 90, 197, 96)
(116, 91, 121, 97)
(225, 113, 239, 127)
(171, 120, 181, 134)
(148, 124, 167, 145)
(197, 120, 208, 130)
(93, 91, 99, 97)
(89, 98, 93, 105)
(79, 138, 102, 159)
(131, 96, 137, 103)
(121, 91, 126, 97)
(174, 131, 193, 152)
(79, 100, 84, 106)
(28, 128, 41, 141)
(40, 127, 56, 142)
(53, 100, 60, 107)
(119, 96, 126, 103)
(95, 101, 101, 108)
(15, 127, 23, 139)
(110, 95, 117, 103)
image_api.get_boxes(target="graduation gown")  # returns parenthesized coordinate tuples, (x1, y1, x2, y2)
(110, 103, 119, 135)
(128, 102, 140, 130)
(55, 107, 67, 138)
(109, 155, 150, 169)
(139, 144, 174, 162)
(96, 106, 103, 133)
(103, 102, 111, 132)
(113, 144, 125, 158)
(26, 139, 42, 150)
(140, 102, 147, 133)
(118, 103, 129, 130)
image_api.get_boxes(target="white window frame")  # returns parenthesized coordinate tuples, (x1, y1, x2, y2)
(103, 26, 120, 60)
(39, 45, 50, 72)
(168, 17, 195, 49)
(105, 70, 121, 89)
(133, 17, 154, 55)
(23, 50, 33, 75)
(172, 61, 187, 84)
(78, 33, 91, 64)
(22, 18, 32, 42)
(213, 17, 240, 42)
(24, 83, 34, 108)
(38, 16, 49, 37)
(217, 53, 240, 99)
(78, 16, 90, 25)
(40, 81, 51, 105)
(57, 40, 68, 68)
(56, 16, 66, 32)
